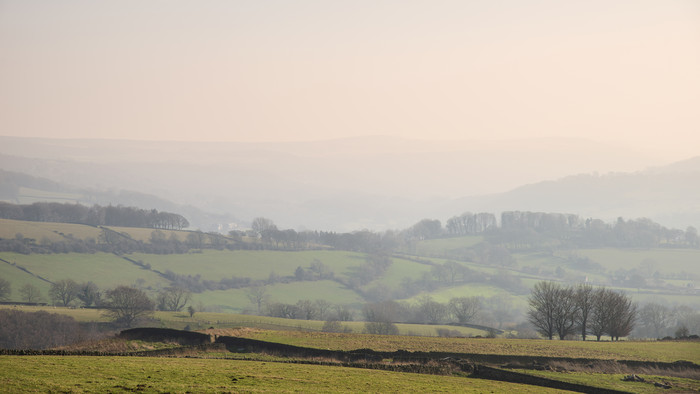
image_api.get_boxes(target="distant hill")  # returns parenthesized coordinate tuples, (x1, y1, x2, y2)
(0, 135, 670, 231)
(437, 156, 700, 229)
(0, 169, 240, 232)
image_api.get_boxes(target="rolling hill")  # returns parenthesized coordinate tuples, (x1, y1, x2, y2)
(1, 219, 698, 333)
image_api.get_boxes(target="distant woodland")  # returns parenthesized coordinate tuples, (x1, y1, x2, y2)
(0, 202, 698, 257)
(0, 202, 189, 229)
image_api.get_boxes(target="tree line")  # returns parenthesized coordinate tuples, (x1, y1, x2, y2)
(0, 278, 191, 327)
(0, 202, 189, 230)
(528, 281, 636, 341)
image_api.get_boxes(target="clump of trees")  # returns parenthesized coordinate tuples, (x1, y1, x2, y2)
(637, 302, 700, 339)
(0, 309, 94, 349)
(0, 202, 189, 230)
(103, 286, 154, 327)
(528, 281, 637, 341)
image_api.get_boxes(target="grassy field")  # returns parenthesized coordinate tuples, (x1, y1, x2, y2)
(0, 305, 488, 337)
(130, 250, 368, 282)
(1, 219, 699, 319)
(0, 252, 170, 291)
(516, 369, 700, 393)
(0, 218, 102, 242)
(238, 330, 700, 364)
(0, 355, 567, 393)
(407, 235, 484, 257)
(574, 248, 700, 274)
(14, 186, 83, 204)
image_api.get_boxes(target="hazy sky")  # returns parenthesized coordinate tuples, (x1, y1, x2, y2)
(1, 1, 698, 159)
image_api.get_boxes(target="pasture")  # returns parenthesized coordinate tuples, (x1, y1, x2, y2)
(0, 355, 563, 393)
(0, 218, 102, 243)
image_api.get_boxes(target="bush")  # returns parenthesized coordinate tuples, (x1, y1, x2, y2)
(364, 321, 399, 335)
(0, 309, 90, 349)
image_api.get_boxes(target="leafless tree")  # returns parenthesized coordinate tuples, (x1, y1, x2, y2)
(574, 283, 595, 340)
(418, 296, 447, 324)
(157, 286, 191, 312)
(589, 287, 613, 341)
(246, 285, 269, 315)
(639, 303, 671, 338)
(49, 279, 79, 306)
(607, 291, 637, 341)
(449, 296, 480, 324)
(553, 285, 579, 340)
(527, 281, 559, 339)
(588, 287, 636, 341)
(104, 286, 154, 327)
(77, 281, 101, 307)
(19, 283, 42, 303)
(0, 278, 11, 301)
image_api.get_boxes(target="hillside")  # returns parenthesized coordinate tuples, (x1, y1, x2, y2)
(1, 218, 698, 338)
(438, 158, 700, 230)
(0, 169, 239, 232)
(0, 135, 669, 231)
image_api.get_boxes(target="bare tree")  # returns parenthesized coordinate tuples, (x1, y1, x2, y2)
(418, 296, 447, 324)
(157, 286, 191, 312)
(334, 304, 354, 321)
(314, 299, 332, 321)
(77, 281, 101, 307)
(49, 279, 79, 307)
(0, 278, 11, 301)
(19, 283, 42, 303)
(251, 217, 277, 236)
(527, 281, 558, 339)
(639, 303, 671, 338)
(574, 283, 595, 341)
(448, 296, 480, 324)
(589, 287, 613, 341)
(296, 299, 317, 320)
(552, 285, 579, 340)
(246, 285, 269, 315)
(104, 286, 154, 327)
(607, 291, 636, 341)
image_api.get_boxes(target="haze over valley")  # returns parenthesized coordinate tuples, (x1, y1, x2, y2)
(2, 135, 698, 232)
(0, 4, 699, 389)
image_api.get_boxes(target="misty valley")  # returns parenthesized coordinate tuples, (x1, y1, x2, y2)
(1, 140, 699, 392)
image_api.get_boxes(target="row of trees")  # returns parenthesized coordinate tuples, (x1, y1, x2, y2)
(0, 278, 191, 327)
(242, 212, 700, 257)
(528, 282, 636, 341)
(637, 302, 700, 339)
(0, 202, 189, 230)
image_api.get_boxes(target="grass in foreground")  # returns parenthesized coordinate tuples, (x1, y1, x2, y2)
(514, 369, 700, 393)
(0, 356, 562, 393)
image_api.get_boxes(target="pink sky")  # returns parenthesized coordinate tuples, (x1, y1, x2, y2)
(1, 0, 698, 160)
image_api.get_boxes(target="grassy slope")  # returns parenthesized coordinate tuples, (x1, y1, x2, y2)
(1, 220, 698, 312)
(130, 250, 367, 282)
(0, 356, 562, 393)
(0, 260, 52, 300)
(242, 330, 700, 364)
(5, 305, 697, 364)
(0, 252, 170, 291)
(0, 218, 102, 242)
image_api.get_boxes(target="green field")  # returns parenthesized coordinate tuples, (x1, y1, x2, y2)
(240, 330, 700, 364)
(0, 218, 102, 242)
(574, 248, 700, 274)
(2, 219, 699, 323)
(407, 235, 484, 257)
(0, 252, 170, 291)
(130, 250, 367, 282)
(0, 356, 567, 393)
